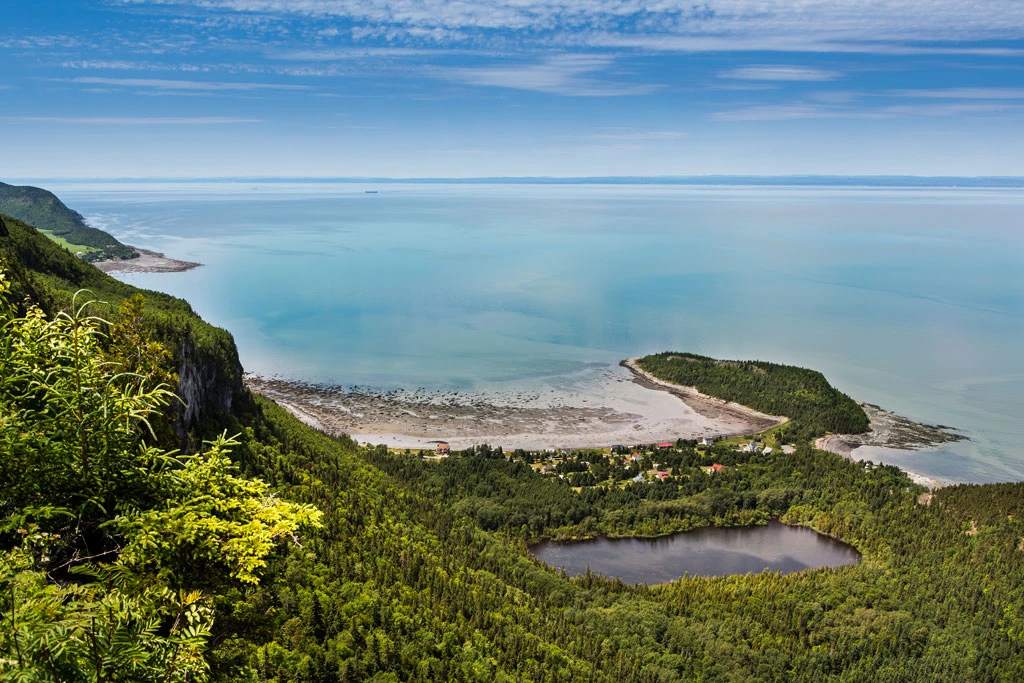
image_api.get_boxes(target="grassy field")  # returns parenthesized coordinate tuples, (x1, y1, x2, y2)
(39, 230, 103, 258)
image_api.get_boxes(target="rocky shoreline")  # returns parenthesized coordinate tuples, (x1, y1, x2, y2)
(95, 247, 201, 274)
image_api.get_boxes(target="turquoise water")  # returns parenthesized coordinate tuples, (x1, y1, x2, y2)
(49, 182, 1024, 484)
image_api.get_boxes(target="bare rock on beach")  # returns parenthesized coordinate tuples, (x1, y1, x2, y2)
(95, 247, 201, 274)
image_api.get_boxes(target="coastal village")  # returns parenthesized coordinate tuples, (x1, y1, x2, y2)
(417, 433, 799, 490)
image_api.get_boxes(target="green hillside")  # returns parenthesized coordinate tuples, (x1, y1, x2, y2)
(1, 206, 1022, 681)
(0, 181, 136, 261)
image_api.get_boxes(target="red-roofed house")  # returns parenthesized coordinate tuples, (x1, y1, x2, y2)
(658, 442, 673, 449)
(711, 463, 727, 473)
(656, 471, 671, 481)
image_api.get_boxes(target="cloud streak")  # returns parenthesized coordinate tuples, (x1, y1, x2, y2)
(65, 76, 310, 91)
(120, 0, 1024, 52)
(722, 65, 840, 81)
(435, 54, 657, 96)
(7, 116, 260, 125)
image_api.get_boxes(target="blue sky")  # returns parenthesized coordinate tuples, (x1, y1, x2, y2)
(3, 0, 1024, 177)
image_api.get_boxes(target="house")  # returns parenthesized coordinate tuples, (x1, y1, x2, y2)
(763, 447, 774, 455)
(711, 463, 727, 473)
(656, 471, 671, 481)
(436, 442, 451, 456)
(701, 437, 716, 447)
(657, 442, 673, 450)
(740, 442, 762, 453)
(632, 474, 645, 483)
(630, 453, 642, 462)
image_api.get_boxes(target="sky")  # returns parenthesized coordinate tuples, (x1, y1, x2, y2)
(3, 1, 1024, 178)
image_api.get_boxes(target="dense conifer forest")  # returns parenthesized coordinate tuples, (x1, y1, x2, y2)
(2, 206, 1023, 681)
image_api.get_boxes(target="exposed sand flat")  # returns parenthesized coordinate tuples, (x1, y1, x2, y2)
(245, 361, 785, 451)
(620, 357, 786, 432)
(95, 247, 200, 273)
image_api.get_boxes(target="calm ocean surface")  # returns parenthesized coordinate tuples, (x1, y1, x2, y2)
(47, 181, 1024, 484)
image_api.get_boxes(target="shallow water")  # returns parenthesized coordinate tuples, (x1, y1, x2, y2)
(530, 521, 861, 583)
(45, 181, 1024, 484)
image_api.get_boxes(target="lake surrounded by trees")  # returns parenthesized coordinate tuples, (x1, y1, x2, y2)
(531, 521, 861, 583)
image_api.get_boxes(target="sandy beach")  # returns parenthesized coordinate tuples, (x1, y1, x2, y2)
(95, 247, 200, 274)
(245, 360, 786, 451)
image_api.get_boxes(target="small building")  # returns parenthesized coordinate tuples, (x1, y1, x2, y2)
(436, 442, 451, 456)
(632, 474, 645, 483)
(701, 437, 716, 447)
(656, 471, 671, 481)
(763, 447, 774, 455)
(740, 442, 762, 453)
(711, 463, 727, 473)
(630, 453, 642, 462)
(658, 442, 673, 450)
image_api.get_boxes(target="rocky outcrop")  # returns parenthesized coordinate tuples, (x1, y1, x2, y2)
(172, 327, 249, 445)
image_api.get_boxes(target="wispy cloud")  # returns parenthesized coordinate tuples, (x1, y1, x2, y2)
(713, 100, 1022, 121)
(435, 54, 656, 96)
(587, 128, 687, 140)
(712, 104, 842, 121)
(582, 34, 1024, 57)
(118, 1, 1024, 53)
(64, 76, 309, 91)
(891, 87, 1024, 100)
(722, 66, 840, 82)
(6, 116, 259, 125)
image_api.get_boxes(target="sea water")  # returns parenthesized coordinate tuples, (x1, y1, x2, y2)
(42, 181, 1024, 484)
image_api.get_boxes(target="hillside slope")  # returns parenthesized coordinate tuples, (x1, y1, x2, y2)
(0, 181, 136, 261)
(0, 212, 244, 443)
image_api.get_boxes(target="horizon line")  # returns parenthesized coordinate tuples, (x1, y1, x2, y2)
(7, 174, 1024, 188)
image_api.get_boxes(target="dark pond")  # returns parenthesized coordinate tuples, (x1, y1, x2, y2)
(530, 521, 860, 584)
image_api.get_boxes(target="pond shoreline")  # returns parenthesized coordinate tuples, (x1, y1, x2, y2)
(530, 519, 862, 583)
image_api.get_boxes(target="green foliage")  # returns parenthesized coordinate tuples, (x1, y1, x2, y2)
(0, 183, 135, 261)
(1, 212, 245, 442)
(638, 352, 869, 437)
(0, 272, 321, 681)
(116, 434, 323, 586)
(0, 282, 174, 542)
(1, 549, 212, 682)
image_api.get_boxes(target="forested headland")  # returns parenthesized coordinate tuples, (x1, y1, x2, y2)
(1, 201, 1023, 682)
(0, 183, 136, 261)
(637, 352, 870, 439)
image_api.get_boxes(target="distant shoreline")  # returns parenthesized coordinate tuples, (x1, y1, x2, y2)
(95, 247, 201, 274)
(19, 175, 1024, 188)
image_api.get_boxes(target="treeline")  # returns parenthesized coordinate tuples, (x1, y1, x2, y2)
(0, 183, 136, 260)
(638, 351, 869, 436)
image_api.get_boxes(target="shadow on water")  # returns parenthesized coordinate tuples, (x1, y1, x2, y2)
(530, 520, 860, 584)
